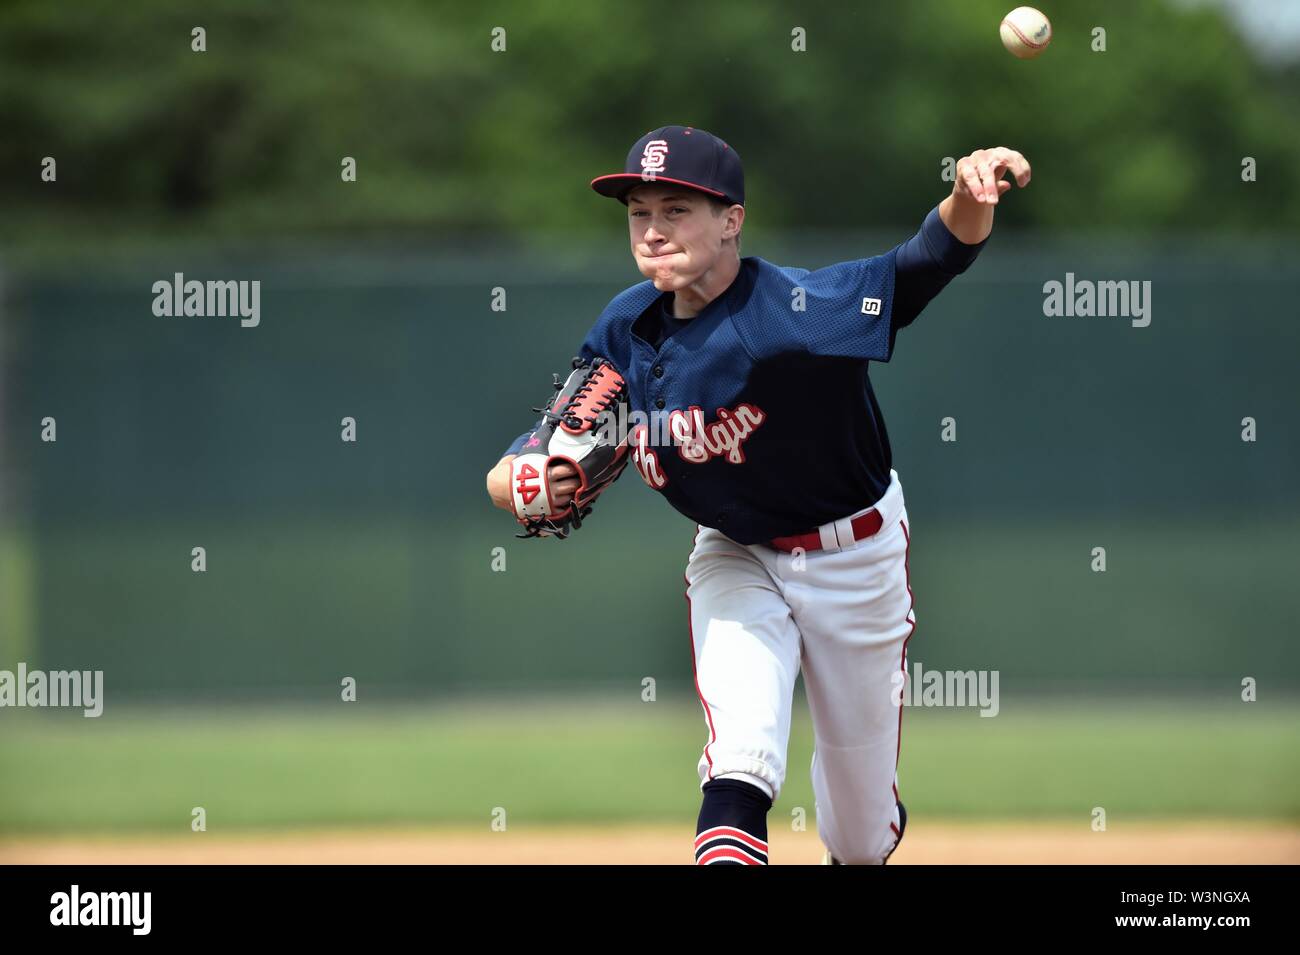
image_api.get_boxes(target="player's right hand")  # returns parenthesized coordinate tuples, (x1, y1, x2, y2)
(546, 462, 580, 509)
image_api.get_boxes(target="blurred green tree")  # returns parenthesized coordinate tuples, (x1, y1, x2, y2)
(0, 0, 1296, 251)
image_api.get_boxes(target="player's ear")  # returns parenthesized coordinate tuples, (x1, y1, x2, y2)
(726, 205, 745, 240)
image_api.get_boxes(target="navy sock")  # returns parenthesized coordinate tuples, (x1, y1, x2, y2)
(694, 778, 772, 865)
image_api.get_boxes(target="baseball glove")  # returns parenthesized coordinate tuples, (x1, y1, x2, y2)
(509, 356, 631, 539)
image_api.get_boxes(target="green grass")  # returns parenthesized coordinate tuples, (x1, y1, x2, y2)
(0, 695, 1296, 834)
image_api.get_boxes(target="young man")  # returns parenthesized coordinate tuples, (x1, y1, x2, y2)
(487, 125, 1030, 864)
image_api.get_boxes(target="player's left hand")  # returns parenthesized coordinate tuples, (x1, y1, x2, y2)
(952, 147, 1031, 205)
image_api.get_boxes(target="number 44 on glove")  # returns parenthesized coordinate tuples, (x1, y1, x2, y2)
(510, 357, 631, 539)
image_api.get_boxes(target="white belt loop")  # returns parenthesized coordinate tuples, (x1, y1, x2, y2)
(833, 516, 857, 549)
(818, 524, 839, 552)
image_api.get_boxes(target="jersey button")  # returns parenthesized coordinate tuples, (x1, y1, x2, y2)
(655, 397, 665, 409)
(653, 364, 664, 378)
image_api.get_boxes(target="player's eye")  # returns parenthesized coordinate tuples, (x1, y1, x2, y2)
(630, 207, 686, 218)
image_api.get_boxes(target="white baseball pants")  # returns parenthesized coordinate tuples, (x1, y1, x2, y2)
(684, 468, 914, 865)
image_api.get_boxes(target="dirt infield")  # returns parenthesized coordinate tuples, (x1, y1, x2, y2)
(3, 821, 1297, 864)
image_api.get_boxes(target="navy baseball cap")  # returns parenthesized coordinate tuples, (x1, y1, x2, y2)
(591, 125, 744, 207)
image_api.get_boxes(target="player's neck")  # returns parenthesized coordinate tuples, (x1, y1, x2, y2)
(669, 252, 742, 319)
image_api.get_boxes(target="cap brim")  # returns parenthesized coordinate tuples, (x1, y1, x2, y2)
(590, 174, 729, 205)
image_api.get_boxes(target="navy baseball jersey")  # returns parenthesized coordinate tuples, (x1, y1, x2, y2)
(503, 204, 986, 545)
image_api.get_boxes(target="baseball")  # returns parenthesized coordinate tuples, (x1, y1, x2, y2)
(1000, 6, 1052, 59)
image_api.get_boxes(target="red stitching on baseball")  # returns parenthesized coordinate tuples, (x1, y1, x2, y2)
(1004, 17, 1049, 49)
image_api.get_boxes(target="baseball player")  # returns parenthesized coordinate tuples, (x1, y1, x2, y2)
(486, 125, 1030, 864)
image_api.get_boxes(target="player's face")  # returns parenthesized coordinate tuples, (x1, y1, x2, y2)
(627, 186, 728, 291)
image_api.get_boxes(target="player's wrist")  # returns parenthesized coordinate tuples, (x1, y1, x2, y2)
(938, 193, 994, 246)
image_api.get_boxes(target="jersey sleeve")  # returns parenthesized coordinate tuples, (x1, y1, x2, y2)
(889, 204, 988, 351)
(736, 206, 986, 364)
(734, 253, 898, 363)
(576, 313, 616, 367)
(500, 427, 536, 459)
